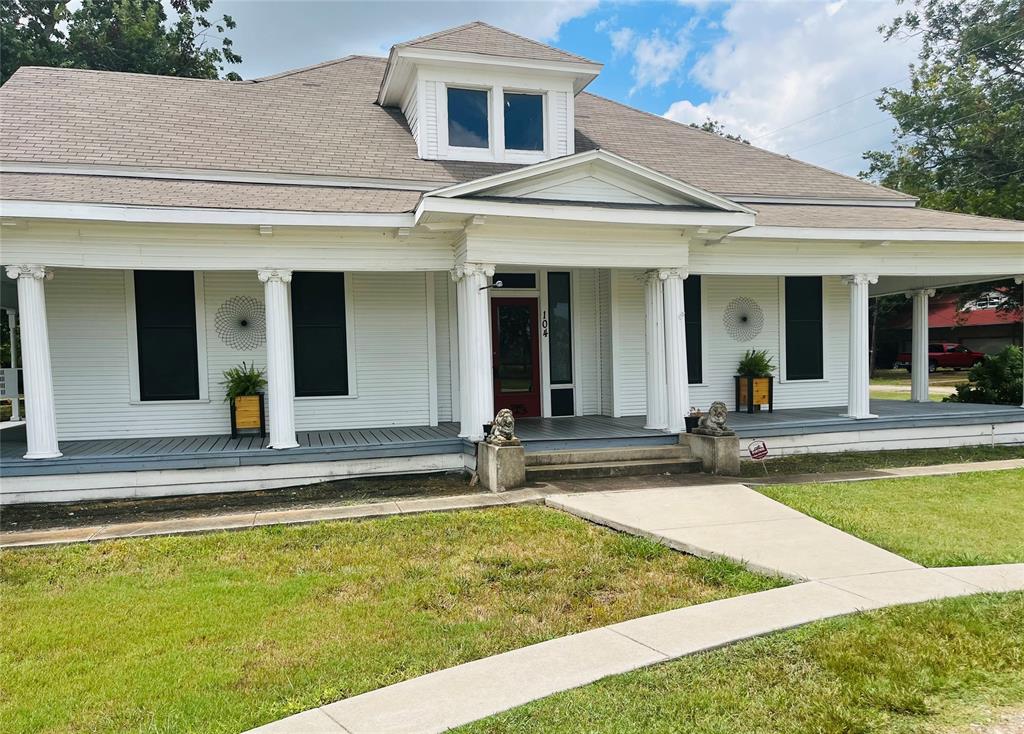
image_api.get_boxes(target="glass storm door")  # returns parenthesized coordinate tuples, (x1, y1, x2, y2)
(491, 297, 541, 418)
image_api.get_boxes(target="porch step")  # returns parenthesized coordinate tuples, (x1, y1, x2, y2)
(525, 445, 690, 466)
(526, 457, 702, 481)
(525, 445, 701, 481)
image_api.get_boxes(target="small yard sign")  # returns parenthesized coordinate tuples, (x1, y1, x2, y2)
(747, 439, 770, 476)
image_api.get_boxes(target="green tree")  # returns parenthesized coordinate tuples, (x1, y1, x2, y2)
(0, 0, 241, 85)
(863, 0, 1024, 220)
(689, 118, 750, 144)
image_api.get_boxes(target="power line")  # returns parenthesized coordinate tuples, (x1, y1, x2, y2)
(750, 25, 1024, 143)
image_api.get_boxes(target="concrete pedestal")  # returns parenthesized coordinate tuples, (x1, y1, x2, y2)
(477, 442, 526, 492)
(687, 433, 741, 476)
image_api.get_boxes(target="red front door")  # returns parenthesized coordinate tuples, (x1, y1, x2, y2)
(491, 297, 541, 419)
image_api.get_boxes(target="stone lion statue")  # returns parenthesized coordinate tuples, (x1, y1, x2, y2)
(486, 408, 520, 446)
(693, 401, 735, 436)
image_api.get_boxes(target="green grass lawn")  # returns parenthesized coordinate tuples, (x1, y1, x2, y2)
(740, 444, 1024, 477)
(460, 592, 1024, 734)
(757, 469, 1024, 566)
(870, 389, 945, 402)
(0, 506, 780, 734)
(872, 368, 969, 387)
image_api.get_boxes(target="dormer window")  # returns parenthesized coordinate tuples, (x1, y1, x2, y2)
(504, 93, 544, 151)
(447, 87, 489, 149)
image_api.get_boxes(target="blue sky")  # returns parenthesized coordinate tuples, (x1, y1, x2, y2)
(217, 1, 920, 177)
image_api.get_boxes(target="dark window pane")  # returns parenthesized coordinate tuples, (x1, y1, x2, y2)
(495, 303, 535, 393)
(447, 87, 489, 148)
(292, 272, 349, 397)
(547, 272, 573, 385)
(134, 270, 199, 401)
(785, 276, 824, 380)
(551, 388, 574, 416)
(684, 275, 702, 384)
(493, 272, 536, 289)
(504, 93, 543, 151)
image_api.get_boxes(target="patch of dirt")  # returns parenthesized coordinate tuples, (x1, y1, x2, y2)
(959, 708, 1024, 734)
(0, 471, 487, 532)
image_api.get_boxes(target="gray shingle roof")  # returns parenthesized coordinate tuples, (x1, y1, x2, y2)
(0, 54, 913, 202)
(400, 21, 596, 64)
(0, 173, 420, 212)
(750, 203, 1024, 231)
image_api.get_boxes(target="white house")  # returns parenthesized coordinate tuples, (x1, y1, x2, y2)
(1, 22, 1022, 503)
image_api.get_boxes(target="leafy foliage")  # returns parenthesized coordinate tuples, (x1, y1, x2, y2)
(689, 118, 750, 144)
(945, 345, 1023, 405)
(736, 349, 775, 378)
(862, 0, 1024, 220)
(1, 0, 242, 85)
(221, 361, 266, 401)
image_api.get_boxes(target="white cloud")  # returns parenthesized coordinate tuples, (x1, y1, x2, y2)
(609, 27, 635, 56)
(222, 1, 599, 79)
(663, 0, 920, 174)
(631, 30, 690, 92)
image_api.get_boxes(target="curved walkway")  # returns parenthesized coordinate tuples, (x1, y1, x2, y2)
(247, 481, 1024, 734)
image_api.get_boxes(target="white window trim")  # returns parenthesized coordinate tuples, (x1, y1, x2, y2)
(501, 88, 549, 164)
(439, 83, 495, 161)
(292, 272, 358, 400)
(778, 275, 830, 384)
(125, 270, 209, 404)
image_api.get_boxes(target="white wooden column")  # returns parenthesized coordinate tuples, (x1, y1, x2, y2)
(452, 262, 494, 441)
(5, 266, 60, 458)
(907, 288, 935, 403)
(258, 269, 299, 449)
(842, 273, 878, 420)
(6, 308, 19, 421)
(643, 271, 667, 430)
(1016, 276, 1024, 408)
(661, 268, 690, 434)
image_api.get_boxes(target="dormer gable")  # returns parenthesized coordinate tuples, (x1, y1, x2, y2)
(377, 22, 602, 165)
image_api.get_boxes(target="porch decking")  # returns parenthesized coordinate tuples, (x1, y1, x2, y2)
(0, 402, 1021, 478)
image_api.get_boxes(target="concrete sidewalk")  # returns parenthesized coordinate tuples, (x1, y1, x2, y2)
(546, 483, 920, 581)
(247, 563, 1024, 734)
(2, 458, 1020, 549)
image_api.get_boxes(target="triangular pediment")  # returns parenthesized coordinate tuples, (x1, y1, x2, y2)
(426, 150, 753, 213)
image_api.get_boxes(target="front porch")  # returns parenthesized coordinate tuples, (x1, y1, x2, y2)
(3, 402, 1021, 480)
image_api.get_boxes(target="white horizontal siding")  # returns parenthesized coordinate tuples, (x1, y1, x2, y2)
(573, 269, 600, 415)
(422, 80, 440, 159)
(611, 269, 647, 416)
(434, 271, 453, 422)
(611, 274, 851, 418)
(46, 268, 435, 440)
(47, 269, 264, 440)
(294, 272, 431, 430)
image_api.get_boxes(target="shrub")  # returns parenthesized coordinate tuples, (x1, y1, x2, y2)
(221, 361, 267, 401)
(945, 345, 1022, 405)
(737, 349, 775, 378)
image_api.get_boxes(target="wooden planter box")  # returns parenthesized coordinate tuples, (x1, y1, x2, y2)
(734, 376, 774, 414)
(231, 393, 266, 438)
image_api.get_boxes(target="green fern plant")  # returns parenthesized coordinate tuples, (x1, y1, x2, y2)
(221, 361, 267, 401)
(736, 349, 775, 378)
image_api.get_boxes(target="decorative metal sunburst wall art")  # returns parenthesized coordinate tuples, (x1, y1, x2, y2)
(215, 296, 266, 351)
(723, 297, 765, 342)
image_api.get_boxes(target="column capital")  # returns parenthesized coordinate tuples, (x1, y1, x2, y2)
(904, 288, 936, 299)
(657, 268, 688, 281)
(1015, 276, 1023, 285)
(841, 273, 879, 286)
(450, 263, 495, 282)
(258, 269, 292, 284)
(5, 265, 54, 281)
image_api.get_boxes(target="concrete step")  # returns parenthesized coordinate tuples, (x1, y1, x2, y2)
(525, 445, 690, 467)
(526, 457, 702, 481)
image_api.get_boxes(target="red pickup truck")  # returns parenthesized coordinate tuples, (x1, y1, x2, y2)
(893, 342, 986, 373)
